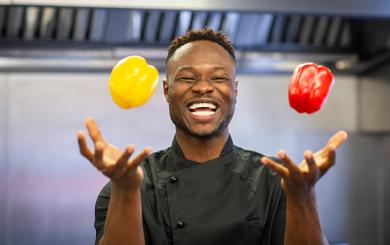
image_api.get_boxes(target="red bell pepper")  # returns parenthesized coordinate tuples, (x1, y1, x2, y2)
(288, 62, 334, 114)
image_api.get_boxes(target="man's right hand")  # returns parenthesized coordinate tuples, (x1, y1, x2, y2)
(77, 117, 152, 192)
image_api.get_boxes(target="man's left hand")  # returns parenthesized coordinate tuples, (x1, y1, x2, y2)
(260, 131, 348, 199)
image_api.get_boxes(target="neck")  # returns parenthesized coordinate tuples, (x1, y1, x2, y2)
(175, 129, 229, 163)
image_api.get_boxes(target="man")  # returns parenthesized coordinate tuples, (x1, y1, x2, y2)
(77, 28, 348, 245)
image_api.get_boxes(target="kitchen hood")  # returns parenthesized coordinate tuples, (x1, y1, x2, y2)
(0, 1, 389, 73)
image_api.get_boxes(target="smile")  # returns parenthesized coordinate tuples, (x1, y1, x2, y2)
(188, 102, 217, 117)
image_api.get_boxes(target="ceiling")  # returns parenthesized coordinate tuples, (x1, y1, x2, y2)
(0, 2, 389, 74)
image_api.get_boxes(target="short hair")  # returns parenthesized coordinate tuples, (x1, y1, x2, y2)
(166, 28, 236, 64)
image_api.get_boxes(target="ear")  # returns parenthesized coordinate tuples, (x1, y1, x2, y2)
(234, 80, 238, 97)
(233, 80, 238, 104)
(163, 80, 169, 102)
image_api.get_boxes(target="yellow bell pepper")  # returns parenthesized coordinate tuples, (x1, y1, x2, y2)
(109, 55, 159, 109)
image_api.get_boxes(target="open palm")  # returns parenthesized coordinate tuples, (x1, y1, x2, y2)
(77, 117, 151, 191)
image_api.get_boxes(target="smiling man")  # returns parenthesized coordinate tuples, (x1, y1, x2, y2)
(78, 28, 348, 245)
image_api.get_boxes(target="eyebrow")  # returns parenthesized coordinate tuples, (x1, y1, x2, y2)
(176, 67, 194, 73)
(176, 66, 227, 72)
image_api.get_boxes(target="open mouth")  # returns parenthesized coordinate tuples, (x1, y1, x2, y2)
(188, 102, 217, 117)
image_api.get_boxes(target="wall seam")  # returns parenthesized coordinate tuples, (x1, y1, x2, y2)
(1, 72, 9, 245)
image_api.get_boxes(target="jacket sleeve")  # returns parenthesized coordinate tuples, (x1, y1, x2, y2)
(271, 189, 286, 245)
(94, 182, 112, 245)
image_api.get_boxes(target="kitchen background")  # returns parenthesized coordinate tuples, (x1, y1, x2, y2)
(0, 0, 390, 244)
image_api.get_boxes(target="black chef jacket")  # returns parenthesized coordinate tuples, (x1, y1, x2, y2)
(95, 136, 286, 245)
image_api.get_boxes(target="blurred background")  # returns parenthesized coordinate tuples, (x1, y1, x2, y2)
(0, 0, 390, 244)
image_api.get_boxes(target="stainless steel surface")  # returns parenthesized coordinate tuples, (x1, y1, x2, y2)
(6, 6, 23, 38)
(56, 8, 73, 40)
(0, 48, 360, 74)
(0, 72, 388, 244)
(326, 17, 342, 48)
(73, 8, 90, 41)
(1, 4, 387, 74)
(0, 73, 6, 245)
(3, 0, 390, 17)
(0, 7, 359, 49)
(360, 64, 390, 132)
(39, 7, 55, 39)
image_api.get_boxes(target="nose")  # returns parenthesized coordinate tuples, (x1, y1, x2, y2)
(191, 79, 214, 94)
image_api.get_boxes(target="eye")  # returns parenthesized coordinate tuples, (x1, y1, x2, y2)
(177, 77, 196, 83)
(212, 76, 229, 83)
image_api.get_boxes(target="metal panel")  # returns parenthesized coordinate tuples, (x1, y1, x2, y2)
(340, 20, 352, 47)
(104, 9, 131, 43)
(23, 6, 40, 40)
(0, 5, 374, 63)
(235, 14, 258, 47)
(56, 8, 73, 40)
(253, 14, 273, 45)
(0, 6, 5, 36)
(127, 10, 144, 42)
(325, 134, 381, 244)
(1, 71, 389, 245)
(144, 10, 161, 43)
(39, 7, 56, 39)
(270, 15, 287, 43)
(355, 20, 390, 56)
(158, 11, 176, 42)
(384, 136, 390, 244)
(4, 72, 173, 244)
(191, 11, 207, 30)
(205, 12, 222, 31)
(285, 15, 301, 43)
(0, 51, 357, 74)
(339, 135, 382, 244)
(89, 9, 108, 42)
(360, 66, 390, 132)
(326, 17, 342, 47)
(73, 8, 90, 41)
(299, 15, 316, 45)
(0, 56, 115, 72)
(229, 74, 359, 145)
(8, 0, 390, 18)
(4, 74, 109, 244)
(313, 16, 330, 47)
(221, 12, 239, 42)
(0, 73, 7, 245)
(175, 11, 192, 36)
(6, 6, 24, 38)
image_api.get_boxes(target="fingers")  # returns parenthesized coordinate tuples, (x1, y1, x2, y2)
(85, 117, 106, 144)
(327, 130, 348, 149)
(261, 151, 301, 178)
(277, 151, 300, 174)
(304, 150, 318, 174)
(317, 130, 344, 174)
(319, 144, 336, 175)
(116, 144, 136, 171)
(93, 141, 106, 170)
(100, 145, 152, 177)
(261, 156, 288, 177)
(77, 131, 93, 161)
(101, 144, 136, 177)
(262, 151, 320, 179)
(127, 147, 153, 170)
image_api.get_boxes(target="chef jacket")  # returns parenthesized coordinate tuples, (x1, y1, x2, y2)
(95, 136, 286, 245)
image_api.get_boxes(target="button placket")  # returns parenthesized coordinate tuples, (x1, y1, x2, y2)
(169, 175, 178, 184)
(176, 219, 185, 228)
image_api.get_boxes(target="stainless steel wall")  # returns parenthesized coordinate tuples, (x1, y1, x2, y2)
(0, 72, 388, 244)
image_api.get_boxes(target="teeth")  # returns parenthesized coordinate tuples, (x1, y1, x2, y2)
(189, 102, 216, 110)
(191, 111, 215, 116)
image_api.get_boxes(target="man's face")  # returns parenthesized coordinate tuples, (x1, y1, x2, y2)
(164, 40, 238, 139)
